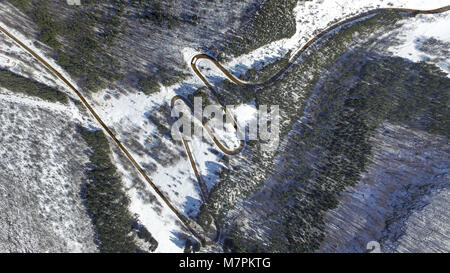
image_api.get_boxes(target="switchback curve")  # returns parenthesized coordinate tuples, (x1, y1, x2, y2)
(0, 4, 448, 249)
(172, 4, 450, 243)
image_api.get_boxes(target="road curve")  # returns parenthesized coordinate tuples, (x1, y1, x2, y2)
(0, 24, 205, 245)
(0, 4, 448, 249)
(190, 5, 450, 91)
(171, 95, 244, 200)
(173, 4, 450, 242)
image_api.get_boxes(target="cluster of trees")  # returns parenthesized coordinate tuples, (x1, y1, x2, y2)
(224, 0, 298, 57)
(8, 0, 32, 13)
(131, 214, 158, 252)
(35, 1, 61, 49)
(135, 1, 201, 28)
(195, 11, 411, 252)
(138, 67, 187, 95)
(244, 50, 291, 83)
(138, 76, 159, 95)
(58, 1, 125, 92)
(226, 53, 450, 252)
(158, 67, 187, 86)
(0, 68, 68, 104)
(140, 2, 180, 28)
(10, 0, 126, 92)
(79, 127, 158, 252)
(9, 0, 193, 93)
(184, 239, 201, 253)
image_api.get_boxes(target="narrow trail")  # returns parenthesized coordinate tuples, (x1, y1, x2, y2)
(0, 4, 448, 248)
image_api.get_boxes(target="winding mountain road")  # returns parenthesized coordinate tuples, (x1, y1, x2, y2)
(176, 5, 450, 210)
(0, 4, 449, 248)
(0, 24, 205, 243)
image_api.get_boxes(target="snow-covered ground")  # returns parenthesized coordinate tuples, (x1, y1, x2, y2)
(0, 21, 191, 252)
(0, 20, 82, 97)
(0, 0, 448, 252)
(51, 0, 450, 252)
(386, 11, 450, 75)
(319, 122, 450, 253)
(219, 0, 450, 75)
(0, 89, 97, 253)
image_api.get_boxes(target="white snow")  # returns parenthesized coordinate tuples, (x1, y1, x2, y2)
(0, 92, 98, 253)
(0, 20, 83, 96)
(194, 0, 450, 78)
(386, 12, 450, 75)
(91, 0, 450, 252)
(1, 0, 448, 252)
